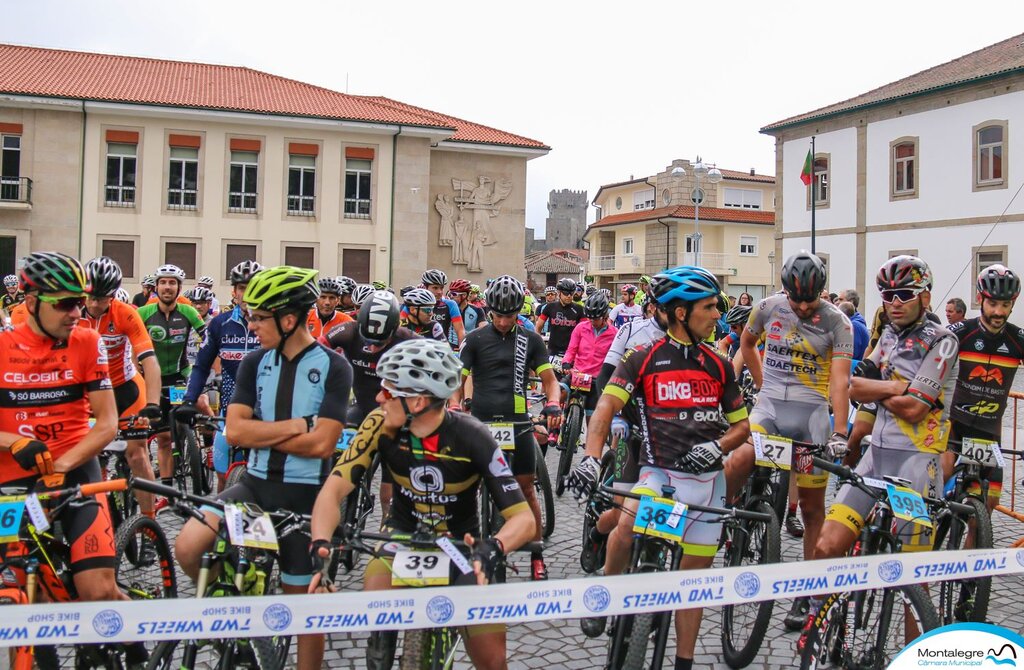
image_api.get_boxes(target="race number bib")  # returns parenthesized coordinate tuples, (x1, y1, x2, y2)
(632, 495, 687, 544)
(886, 484, 932, 528)
(570, 370, 593, 392)
(336, 428, 357, 452)
(752, 433, 793, 471)
(223, 503, 279, 550)
(169, 386, 187, 406)
(0, 497, 26, 543)
(961, 438, 1004, 468)
(488, 423, 515, 451)
(392, 550, 451, 586)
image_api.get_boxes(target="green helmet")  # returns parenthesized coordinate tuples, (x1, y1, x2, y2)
(243, 266, 319, 313)
(372, 280, 388, 291)
(20, 252, 88, 295)
(639, 275, 652, 285)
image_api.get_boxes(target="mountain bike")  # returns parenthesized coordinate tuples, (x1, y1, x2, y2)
(555, 369, 592, 496)
(579, 450, 616, 573)
(168, 402, 216, 496)
(333, 425, 381, 575)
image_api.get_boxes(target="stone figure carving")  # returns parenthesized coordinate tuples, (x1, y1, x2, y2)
(452, 212, 469, 264)
(441, 175, 512, 270)
(435, 195, 455, 247)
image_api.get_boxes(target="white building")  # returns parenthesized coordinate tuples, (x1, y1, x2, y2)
(761, 32, 1024, 318)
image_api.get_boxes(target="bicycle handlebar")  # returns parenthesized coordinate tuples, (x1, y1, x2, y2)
(130, 478, 311, 527)
(600, 485, 773, 523)
(80, 479, 128, 496)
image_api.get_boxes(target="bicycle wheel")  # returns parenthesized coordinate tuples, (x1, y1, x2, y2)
(428, 627, 457, 669)
(366, 630, 398, 670)
(114, 513, 177, 600)
(721, 501, 780, 668)
(555, 403, 583, 496)
(181, 427, 208, 495)
(399, 630, 426, 670)
(772, 469, 790, 523)
(534, 444, 556, 539)
(936, 495, 992, 624)
(225, 462, 247, 488)
(621, 612, 655, 670)
(580, 451, 615, 573)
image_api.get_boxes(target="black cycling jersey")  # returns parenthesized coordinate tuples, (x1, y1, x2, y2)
(332, 409, 528, 535)
(604, 335, 747, 470)
(538, 301, 584, 355)
(948, 317, 1024, 434)
(459, 323, 553, 421)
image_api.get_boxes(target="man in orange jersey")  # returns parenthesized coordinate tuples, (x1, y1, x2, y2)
(306, 276, 352, 339)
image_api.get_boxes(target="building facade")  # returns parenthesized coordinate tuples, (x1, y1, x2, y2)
(762, 32, 1024, 318)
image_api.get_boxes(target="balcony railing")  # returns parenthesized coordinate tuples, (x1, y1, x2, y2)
(228, 191, 258, 213)
(0, 177, 31, 204)
(167, 188, 198, 211)
(589, 254, 644, 274)
(681, 252, 735, 274)
(287, 195, 315, 216)
(344, 198, 371, 219)
(105, 184, 135, 207)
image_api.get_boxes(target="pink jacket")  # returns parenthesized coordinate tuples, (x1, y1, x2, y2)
(563, 319, 617, 376)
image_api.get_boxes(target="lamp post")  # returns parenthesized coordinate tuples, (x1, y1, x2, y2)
(768, 250, 776, 293)
(671, 157, 722, 267)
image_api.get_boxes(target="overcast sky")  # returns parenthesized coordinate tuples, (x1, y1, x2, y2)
(5, 1, 1022, 236)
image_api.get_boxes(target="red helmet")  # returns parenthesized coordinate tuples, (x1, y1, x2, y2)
(449, 279, 472, 293)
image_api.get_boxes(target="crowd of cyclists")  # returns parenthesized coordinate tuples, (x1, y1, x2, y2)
(0, 244, 1021, 670)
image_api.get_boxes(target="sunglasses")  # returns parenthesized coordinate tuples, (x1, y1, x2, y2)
(881, 288, 924, 304)
(415, 306, 434, 314)
(37, 294, 86, 312)
(380, 384, 419, 400)
(245, 310, 275, 323)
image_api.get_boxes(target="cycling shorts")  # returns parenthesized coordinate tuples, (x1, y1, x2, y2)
(750, 396, 831, 489)
(208, 472, 319, 585)
(113, 375, 148, 440)
(612, 433, 640, 485)
(510, 424, 537, 477)
(631, 466, 725, 557)
(827, 446, 940, 552)
(149, 384, 184, 435)
(948, 422, 1002, 501)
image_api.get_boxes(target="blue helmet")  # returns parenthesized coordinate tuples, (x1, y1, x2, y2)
(650, 266, 722, 305)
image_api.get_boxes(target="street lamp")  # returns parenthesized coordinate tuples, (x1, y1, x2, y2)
(767, 251, 776, 293)
(672, 157, 722, 267)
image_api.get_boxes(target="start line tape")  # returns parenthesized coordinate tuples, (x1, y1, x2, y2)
(2, 547, 1022, 647)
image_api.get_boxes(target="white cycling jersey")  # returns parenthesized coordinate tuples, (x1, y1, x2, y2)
(603, 316, 665, 366)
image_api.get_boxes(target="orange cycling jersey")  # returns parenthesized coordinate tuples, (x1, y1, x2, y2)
(0, 325, 112, 482)
(9, 302, 27, 327)
(306, 308, 353, 340)
(79, 299, 155, 387)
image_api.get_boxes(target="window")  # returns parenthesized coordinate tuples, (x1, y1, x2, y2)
(739, 236, 758, 256)
(972, 245, 1008, 308)
(622, 238, 634, 255)
(615, 196, 622, 210)
(806, 154, 830, 208)
(974, 121, 1007, 190)
(633, 188, 654, 211)
(0, 236, 16, 276)
(105, 143, 137, 206)
(101, 239, 136, 278)
(284, 245, 315, 269)
(889, 137, 918, 199)
(163, 241, 198, 279)
(888, 248, 918, 259)
(224, 243, 259, 280)
(1, 134, 21, 201)
(341, 248, 371, 283)
(229, 151, 258, 213)
(344, 159, 371, 218)
(723, 187, 762, 209)
(167, 147, 199, 210)
(287, 154, 316, 215)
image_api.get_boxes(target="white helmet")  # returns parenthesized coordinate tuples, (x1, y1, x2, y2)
(376, 339, 462, 399)
(114, 288, 131, 303)
(197, 275, 215, 288)
(403, 287, 437, 307)
(155, 264, 186, 283)
(351, 284, 375, 307)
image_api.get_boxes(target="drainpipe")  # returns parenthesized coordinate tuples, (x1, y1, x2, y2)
(387, 127, 403, 286)
(77, 100, 87, 256)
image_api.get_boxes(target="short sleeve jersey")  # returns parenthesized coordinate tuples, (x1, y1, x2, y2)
(136, 302, 207, 385)
(0, 326, 112, 482)
(306, 308, 353, 340)
(230, 343, 353, 485)
(331, 409, 528, 536)
(431, 298, 463, 347)
(747, 294, 853, 403)
(604, 336, 747, 470)
(79, 300, 155, 387)
(610, 302, 643, 328)
(602, 317, 666, 367)
(459, 324, 552, 421)
(947, 317, 1024, 435)
(869, 318, 959, 453)
(538, 301, 585, 355)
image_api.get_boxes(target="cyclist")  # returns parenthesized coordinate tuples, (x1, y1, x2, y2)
(562, 291, 617, 422)
(723, 251, 852, 631)
(309, 338, 535, 670)
(351, 283, 375, 311)
(449, 275, 562, 580)
(450, 278, 487, 332)
(195, 275, 220, 312)
(469, 283, 485, 308)
(402, 287, 447, 341)
(306, 277, 353, 339)
(567, 265, 749, 670)
(137, 264, 206, 507)
(175, 266, 351, 670)
(80, 256, 163, 518)
(335, 275, 358, 315)
(610, 284, 642, 327)
(421, 268, 466, 349)
(717, 304, 752, 358)
(185, 286, 215, 366)
(177, 261, 264, 491)
(942, 264, 1024, 512)
(636, 274, 652, 305)
(1, 274, 23, 309)
(535, 277, 585, 357)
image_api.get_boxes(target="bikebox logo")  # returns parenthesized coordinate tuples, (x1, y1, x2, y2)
(887, 623, 1024, 669)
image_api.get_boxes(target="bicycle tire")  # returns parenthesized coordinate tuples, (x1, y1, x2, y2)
(936, 495, 993, 624)
(366, 630, 398, 670)
(225, 462, 247, 488)
(146, 640, 183, 670)
(721, 501, 780, 668)
(621, 612, 654, 670)
(428, 627, 457, 669)
(252, 635, 288, 670)
(580, 451, 615, 573)
(399, 630, 426, 670)
(772, 469, 790, 523)
(555, 403, 583, 496)
(534, 444, 556, 539)
(182, 427, 207, 495)
(114, 513, 178, 600)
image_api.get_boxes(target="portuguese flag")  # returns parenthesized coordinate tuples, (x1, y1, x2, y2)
(800, 149, 813, 186)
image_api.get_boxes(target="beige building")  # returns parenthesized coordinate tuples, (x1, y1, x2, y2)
(0, 44, 548, 295)
(585, 159, 776, 299)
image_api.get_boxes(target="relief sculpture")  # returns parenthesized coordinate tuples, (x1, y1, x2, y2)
(438, 176, 512, 271)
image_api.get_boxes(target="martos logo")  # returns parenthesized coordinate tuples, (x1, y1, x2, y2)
(644, 370, 721, 407)
(968, 365, 1004, 385)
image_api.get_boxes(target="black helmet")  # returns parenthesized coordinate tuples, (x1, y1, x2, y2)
(977, 264, 1021, 301)
(85, 256, 123, 298)
(725, 304, 752, 326)
(336, 276, 357, 296)
(20, 252, 88, 295)
(583, 291, 610, 318)
(230, 260, 263, 286)
(358, 290, 401, 342)
(555, 278, 577, 294)
(317, 277, 342, 296)
(485, 275, 526, 315)
(877, 255, 932, 292)
(781, 251, 827, 303)
(584, 285, 597, 297)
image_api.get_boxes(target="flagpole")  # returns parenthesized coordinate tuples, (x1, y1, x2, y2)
(810, 136, 816, 254)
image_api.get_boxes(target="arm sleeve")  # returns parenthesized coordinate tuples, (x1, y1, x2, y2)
(330, 409, 383, 486)
(832, 312, 854, 359)
(184, 317, 221, 403)
(185, 306, 207, 335)
(431, 323, 446, 342)
(444, 299, 462, 324)
(122, 306, 155, 360)
(458, 333, 477, 376)
(603, 321, 631, 367)
(603, 345, 647, 405)
(230, 351, 260, 410)
(745, 298, 768, 337)
(906, 331, 959, 408)
(317, 354, 353, 423)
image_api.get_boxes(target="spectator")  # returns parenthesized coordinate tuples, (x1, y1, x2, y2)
(945, 298, 966, 325)
(839, 301, 868, 360)
(738, 291, 754, 306)
(839, 288, 861, 312)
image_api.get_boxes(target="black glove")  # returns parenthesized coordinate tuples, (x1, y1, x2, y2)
(10, 438, 53, 475)
(471, 537, 505, 582)
(309, 538, 333, 575)
(173, 402, 200, 423)
(540, 403, 562, 419)
(139, 403, 163, 423)
(676, 440, 722, 474)
(853, 359, 882, 380)
(566, 455, 600, 498)
(561, 361, 573, 373)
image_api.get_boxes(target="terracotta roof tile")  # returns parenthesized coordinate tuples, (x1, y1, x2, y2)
(763, 32, 1024, 131)
(0, 43, 545, 148)
(589, 205, 774, 230)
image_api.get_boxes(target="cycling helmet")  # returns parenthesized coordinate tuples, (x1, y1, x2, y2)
(141, 274, 157, 289)
(584, 291, 610, 318)
(242, 266, 319, 313)
(336, 276, 357, 296)
(485, 274, 526, 315)
(449, 279, 472, 294)
(358, 290, 401, 342)
(584, 285, 597, 297)
(780, 251, 827, 303)
(555, 278, 577, 294)
(3, 274, 18, 289)
(601, 288, 612, 298)
(154, 264, 186, 283)
(371, 280, 388, 291)
(977, 264, 1021, 301)
(114, 288, 131, 303)
(639, 275, 652, 285)
(421, 269, 447, 287)
(317, 277, 343, 296)
(197, 276, 215, 288)
(399, 285, 417, 298)
(404, 287, 437, 308)
(85, 256, 123, 298)
(725, 304, 752, 326)
(876, 255, 933, 292)
(621, 284, 637, 296)
(189, 287, 214, 303)
(469, 284, 482, 295)
(376, 339, 462, 400)
(230, 260, 263, 286)
(650, 265, 722, 305)
(351, 284, 375, 307)
(20, 252, 88, 295)
(544, 286, 556, 295)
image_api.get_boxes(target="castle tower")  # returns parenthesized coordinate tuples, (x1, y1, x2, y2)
(544, 189, 588, 250)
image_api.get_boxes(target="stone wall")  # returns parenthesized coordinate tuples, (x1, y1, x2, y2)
(545, 188, 587, 250)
